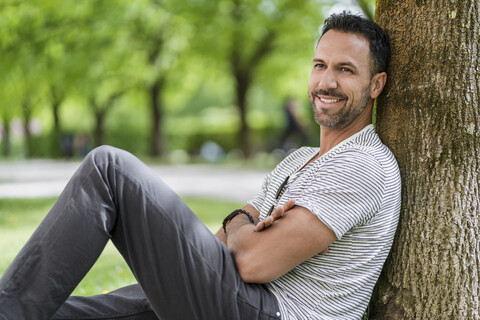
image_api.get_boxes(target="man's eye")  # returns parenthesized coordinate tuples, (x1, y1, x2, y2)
(314, 64, 325, 69)
(341, 67, 353, 73)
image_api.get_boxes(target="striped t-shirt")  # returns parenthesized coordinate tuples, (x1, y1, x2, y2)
(248, 125, 401, 320)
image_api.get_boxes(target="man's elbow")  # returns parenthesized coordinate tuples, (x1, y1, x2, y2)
(235, 253, 276, 283)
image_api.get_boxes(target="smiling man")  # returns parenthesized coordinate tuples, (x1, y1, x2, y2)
(310, 30, 376, 129)
(0, 11, 400, 320)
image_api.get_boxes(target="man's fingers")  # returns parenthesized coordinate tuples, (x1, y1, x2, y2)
(255, 215, 276, 231)
(270, 206, 283, 219)
(285, 198, 295, 209)
(256, 199, 296, 232)
(256, 217, 273, 231)
(263, 216, 274, 227)
(271, 199, 295, 219)
(255, 221, 265, 232)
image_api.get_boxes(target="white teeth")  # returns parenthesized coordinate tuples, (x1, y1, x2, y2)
(319, 97, 340, 103)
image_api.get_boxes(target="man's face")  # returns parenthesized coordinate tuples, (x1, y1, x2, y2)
(308, 30, 374, 128)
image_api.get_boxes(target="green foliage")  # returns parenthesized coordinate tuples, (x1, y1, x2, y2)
(0, 197, 241, 296)
(0, 0, 374, 159)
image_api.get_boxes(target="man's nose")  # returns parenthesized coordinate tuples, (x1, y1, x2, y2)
(317, 69, 337, 90)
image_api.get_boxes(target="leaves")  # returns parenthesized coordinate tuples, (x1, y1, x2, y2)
(0, 0, 374, 157)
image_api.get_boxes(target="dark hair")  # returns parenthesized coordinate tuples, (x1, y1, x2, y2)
(320, 11, 390, 75)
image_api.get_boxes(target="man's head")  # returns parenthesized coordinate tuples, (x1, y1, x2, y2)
(320, 11, 390, 76)
(309, 12, 389, 129)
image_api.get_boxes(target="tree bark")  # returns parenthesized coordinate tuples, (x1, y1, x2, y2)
(371, 1, 480, 319)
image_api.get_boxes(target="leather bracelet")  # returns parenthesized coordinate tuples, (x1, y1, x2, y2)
(222, 209, 255, 233)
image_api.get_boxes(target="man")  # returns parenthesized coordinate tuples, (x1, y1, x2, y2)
(0, 11, 400, 320)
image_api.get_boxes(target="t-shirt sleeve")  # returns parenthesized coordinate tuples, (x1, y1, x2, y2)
(247, 171, 271, 212)
(290, 149, 386, 240)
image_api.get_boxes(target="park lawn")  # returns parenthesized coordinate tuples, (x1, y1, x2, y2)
(0, 197, 241, 296)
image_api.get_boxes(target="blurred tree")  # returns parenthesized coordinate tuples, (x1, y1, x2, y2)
(0, 117, 12, 157)
(0, 0, 48, 157)
(73, 0, 135, 148)
(1, 0, 80, 157)
(0, 0, 376, 158)
(0, 56, 14, 157)
(40, 1, 87, 157)
(0, 73, 17, 157)
(0, 1, 21, 157)
(199, 0, 331, 157)
(125, 0, 191, 157)
(371, 1, 480, 318)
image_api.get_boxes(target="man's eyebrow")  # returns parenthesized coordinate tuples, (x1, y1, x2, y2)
(338, 61, 358, 70)
(312, 58, 359, 70)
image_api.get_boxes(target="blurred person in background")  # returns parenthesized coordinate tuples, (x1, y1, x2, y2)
(278, 97, 309, 151)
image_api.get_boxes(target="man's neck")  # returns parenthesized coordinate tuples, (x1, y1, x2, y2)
(318, 111, 373, 156)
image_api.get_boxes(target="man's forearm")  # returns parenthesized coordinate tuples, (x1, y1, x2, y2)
(224, 214, 258, 252)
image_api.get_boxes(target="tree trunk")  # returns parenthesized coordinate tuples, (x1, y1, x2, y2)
(51, 88, 61, 133)
(22, 100, 33, 157)
(1, 117, 11, 157)
(90, 93, 122, 149)
(50, 97, 63, 158)
(370, 1, 480, 319)
(234, 69, 251, 158)
(94, 111, 105, 147)
(149, 79, 164, 157)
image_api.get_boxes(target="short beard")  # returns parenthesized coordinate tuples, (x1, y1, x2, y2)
(309, 87, 370, 128)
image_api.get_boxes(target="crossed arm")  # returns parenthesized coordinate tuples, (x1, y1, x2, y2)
(215, 199, 336, 283)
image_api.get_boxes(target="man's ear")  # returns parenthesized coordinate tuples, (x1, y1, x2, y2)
(370, 72, 387, 99)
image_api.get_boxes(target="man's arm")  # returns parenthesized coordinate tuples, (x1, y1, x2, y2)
(223, 200, 336, 283)
(214, 204, 260, 245)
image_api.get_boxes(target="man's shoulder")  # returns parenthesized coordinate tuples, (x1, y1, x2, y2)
(315, 135, 400, 194)
(276, 146, 318, 167)
(335, 128, 398, 171)
(288, 146, 318, 156)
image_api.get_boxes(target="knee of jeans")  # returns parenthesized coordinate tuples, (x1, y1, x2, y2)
(86, 145, 121, 164)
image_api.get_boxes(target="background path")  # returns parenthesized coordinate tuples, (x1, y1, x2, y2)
(0, 160, 269, 202)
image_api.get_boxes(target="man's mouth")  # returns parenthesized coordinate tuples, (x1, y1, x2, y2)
(319, 97, 342, 104)
(312, 90, 347, 105)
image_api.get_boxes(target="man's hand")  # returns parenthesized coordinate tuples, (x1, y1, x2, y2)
(215, 204, 261, 245)
(255, 199, 295, 232)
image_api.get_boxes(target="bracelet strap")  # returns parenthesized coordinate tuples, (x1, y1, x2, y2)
(222, 209, 255, 233)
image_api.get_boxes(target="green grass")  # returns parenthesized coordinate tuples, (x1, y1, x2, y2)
(0, 197, 241, 296)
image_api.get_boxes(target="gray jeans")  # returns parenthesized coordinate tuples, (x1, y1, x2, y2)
(0, 146, 281, 320)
